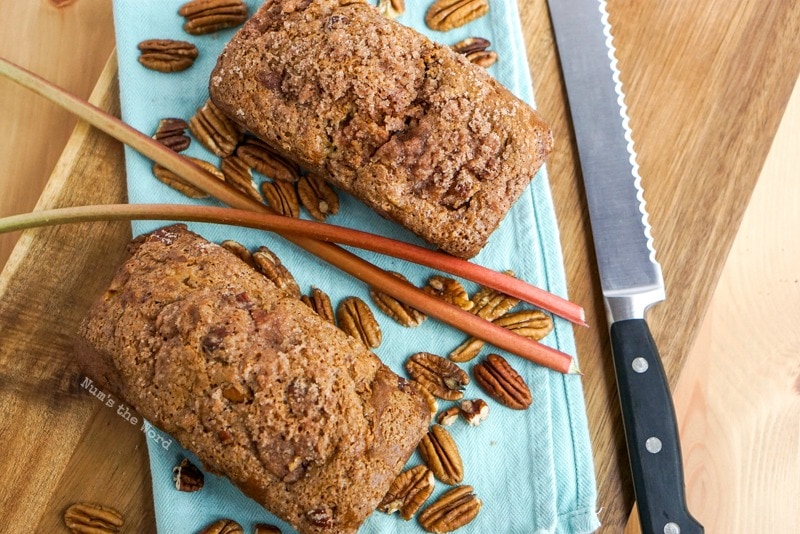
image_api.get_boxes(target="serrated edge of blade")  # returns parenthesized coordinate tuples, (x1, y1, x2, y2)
(597, 0, 659, 268)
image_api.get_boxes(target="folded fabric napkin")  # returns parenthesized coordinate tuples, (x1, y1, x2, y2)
(111, 1, 600, 532)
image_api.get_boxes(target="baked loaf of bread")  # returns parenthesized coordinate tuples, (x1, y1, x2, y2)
(209, 0, 553, 258)
(77, 225, 430, 534)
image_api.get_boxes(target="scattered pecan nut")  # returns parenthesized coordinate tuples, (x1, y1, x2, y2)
(220, 239, 256, 268)
(172, 457, 204, 492)
(471, 274, 520, 320)
(198, 518, 244, 534)
(254, 525, 282, 534)
(252, 246, 302, 298)
(370, 272, 427, 327)
(473, 353, 532, 410)
(425, 0, 489, 32)
(436, 406, 460, 427)
(63, 502, 124, 533)
(237, 138, 301, 182)
(417, 424, 463, 485)
(451, 36, 497, 68)
(410, 380, 439, 418)
(153, 117, 191, 152)
(423, 275, 473, 311)
(460, 398, 489, 426)
(297, 174, 340, 221)
(406, 352, 469, 401)
(337, 296, 382, 348)
(221, 155, 262, 202)
(448, 336, 484, 363)
(493, 309, 553, 340)
(152, 157, 223, 199)
(189, 99, 243, 157)
(178, 0, 249, 35)
(260, 180, 301, 218)
(379, 464, 435, 520)
(417, 485, 481, 533)
(378, 0, 405, 19)
(137, 39, 198, 73)
(301, 287, 335, 324)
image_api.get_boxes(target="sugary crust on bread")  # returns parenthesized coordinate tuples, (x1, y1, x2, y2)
(77, 225, 430, 533)
(209, 0, 553, 258)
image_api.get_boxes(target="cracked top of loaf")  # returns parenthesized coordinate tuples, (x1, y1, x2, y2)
(77, 225, 430, 534)
(210, 0, 553, 258)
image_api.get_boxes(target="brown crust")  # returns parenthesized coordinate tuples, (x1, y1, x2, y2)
(76, 225, 430, 534)
(209, 0, 553, 258)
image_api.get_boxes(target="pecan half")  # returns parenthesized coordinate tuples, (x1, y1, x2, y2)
(493, 309, 553, 340)
(418, 485, 481, 533)
(189, 99, 243, 157)
(417, 424, 463, 485)
(152, 158, 223, 199)
(153, 117, 191, 152)
(254, 525, 282, 534)
(260, 180, 300, 218)
(425, 0, 489, 32)
(297, 174, 340, 221)
(221, 155, 262, 202)
(378, 464, 435, 520)
(252, 246, 301, 298)
(448, 337, 484, 363)
(337, 296, 382, 348)
(451, 36, 497, 68)
(460, 398, 489, 426)
(178, 0, 249, 35)
(436, 406, 460, 427)
(471, 274, 519, 320)
(378, 0, 405, 19)
(220, 239, 256, 268)
(237, 138, 301, 182)
(473, 353, 532, 410)
(406, 352, 468, 400)
(198, 519, 244, 534)
(423, 275, 473, 311)
(301, 287, 335, 324)
(63, 502, 123, 533)
(137, 39, 198, 73)
(172, 458, 204, 492)
(410, 380, 439, 417)
(370, 272, 427, 327)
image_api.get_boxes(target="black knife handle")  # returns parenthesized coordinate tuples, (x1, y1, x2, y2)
(610, 318, 704, 534)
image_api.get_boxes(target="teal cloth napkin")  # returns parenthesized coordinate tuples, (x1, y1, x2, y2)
(112, 1, 600, 532)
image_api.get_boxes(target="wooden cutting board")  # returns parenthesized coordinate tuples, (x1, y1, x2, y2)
(0, 1, 798, 532)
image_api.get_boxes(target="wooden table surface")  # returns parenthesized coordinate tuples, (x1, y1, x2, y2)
(1, 1, 798, 532)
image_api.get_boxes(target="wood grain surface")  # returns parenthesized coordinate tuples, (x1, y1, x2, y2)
(0, 1, 798, 532)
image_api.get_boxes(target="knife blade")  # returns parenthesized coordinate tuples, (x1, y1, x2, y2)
(546, 1, 704, 532)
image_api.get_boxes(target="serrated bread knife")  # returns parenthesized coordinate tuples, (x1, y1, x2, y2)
(546, 1, 704, 532)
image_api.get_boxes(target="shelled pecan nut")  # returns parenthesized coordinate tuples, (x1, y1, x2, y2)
(172, 457, 204, 492)
(417, 424, 463, 485)
(448, 336, 484, 363)
(301, 287, 335, 324)
(417, 485, 481, 533)
(470, 273, 520, 320)
(460, 398, 489, 426)
(137, 39, 198, 73)
(221, 155, 262, 202)
(423, 275, 473, 311)
(260, 180, 301, 218)
(252, 246, 302, 298)
(451, 37, 497, 67)
(378, 464, 435, 520)
(297, 174, 340, 221)
(220, 239, 256, 268)
(493, 309, 553, 340)
(337, 296, 382, 348)
(465, 49, 498, 68)
(436, 406, 460, 426)
(153, 117, 191, 152)
(198, 518, 244, 534)
(378, 0, 405, 19)
(473, 353, 532, 410)
(254, 525, 282, 534)
(425, 0, 489, 32)
(370, 272, 427, 327)
(152, 157, 223, 199)
(63, 502, 124, 533)
(178, 0, 249, 35)
(237, 138, 301, 182)
(410, 380, 439, 418)
(189, 99, 243, 157)
(406, 352, 469, 400)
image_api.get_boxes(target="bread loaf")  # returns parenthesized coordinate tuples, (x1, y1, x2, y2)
(209, 0, 553, 258)
(76, 225, 430, 534)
